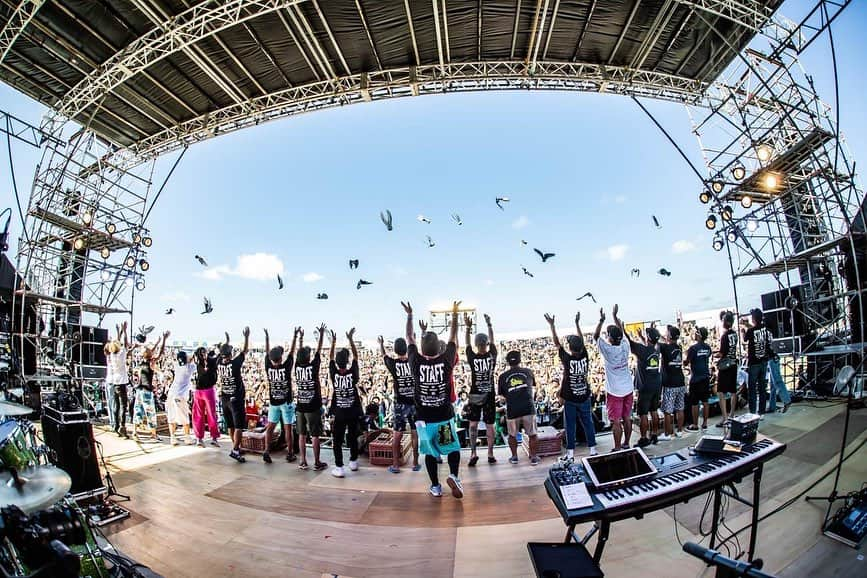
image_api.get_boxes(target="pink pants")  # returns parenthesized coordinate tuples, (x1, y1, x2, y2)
(193, 388, 219, 441)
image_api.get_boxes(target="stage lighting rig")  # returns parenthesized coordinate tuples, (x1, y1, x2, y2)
(711, 181, 724, 194)
(100, 247, 110, 259)
(705, 215, 717, 230)
(135, 279, 146, 291)
(106, 223, 116, 234)
(81, 211, 93, 226)
(721, 205, 734, 222)
(756, 143, 774, 162)
(139, 259, 149, 272)
(699, 190, 712, 204)
(727, 230, 738, 243)
(731, 165, 746, 181)
(712, 238, 724, 251)
(741, 195, 753, 209)
(746, 220, 758, 232)
(132, 232, 142, 244)
(125, 256, 136, 269)
(100, 270, 111, 281)
(73, 238, 85, 251)
(142, 237, 153, 247)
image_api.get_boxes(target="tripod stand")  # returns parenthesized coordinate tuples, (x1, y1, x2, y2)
(93, 438, 129, 503)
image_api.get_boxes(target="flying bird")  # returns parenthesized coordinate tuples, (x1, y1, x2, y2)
(277, 274, 284, 290)
(630, 268, 640, 278)
(380, 209, 393, 231)
(165, 308, 174, 315)
(495, 197, 510, 210)
(534, 248, 556, 263)
(201, 297, 213, 314)
(138, 325, 154, 336)
(349, 259, 359, 270)
(356, 279, 372, 290)
(426, 235, 436, 248)
(521, 240, 528, 246)
(317, 293, 328, 300)
(576, 292, 597, 304)
(417, 214, 431, 224)
(195, 255, 208, 267)
(658, 268, 672, 277)
(652, 215, 661, 229)
(521, 267, 534, 278)
(451, 213, 462, 226)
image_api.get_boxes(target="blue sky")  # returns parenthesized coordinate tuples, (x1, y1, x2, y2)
(2, 1, 865, 344)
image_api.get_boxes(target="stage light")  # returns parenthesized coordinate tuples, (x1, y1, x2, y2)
(136, 279, 146, 291)
(106, 223, 116, 234)
(721, 205, 734, 222)
(82, 211, 93, 226)
(763, 173, 779, 189)
(73, 238, 85, 250)
(139, 259, 149, 271)
(732, 165, 746, 181)
(133, 233, 142, 244)
(125, 256, 136, 268)
(711, 181, 724, 194)
(756, 143, 774, 162)
(741, 195, 753, 209)
(705, 215, 717, 230)
(727, 230, 738, 243)
(100, 247, 110, 259)
(747, 219, 758, 232)
(699, 190, 712, 204)
(100, 270, 110, 281)
(142, 236, 153, 247)
(713, 238, 724, 251)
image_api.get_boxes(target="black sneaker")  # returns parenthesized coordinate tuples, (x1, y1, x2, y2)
(468, 455, 479, 467)
(651, 434, 658, 445)
(637, 437, 651, 448)
(229, 449, 246, 463)
(263, 452, 272, 464)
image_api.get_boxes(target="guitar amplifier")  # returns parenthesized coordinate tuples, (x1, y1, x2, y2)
(75, 364, 107, 380)
(729, 413, 760, 444)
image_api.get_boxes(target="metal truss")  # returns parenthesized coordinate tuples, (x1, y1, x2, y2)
(1, 107, 62, 148)
(113, 61, 705, 164)
(673, 0, 775, 32)
(0, 0, 44, 64)
(689, 2, 864, 350)
(12, 130, 154, 375)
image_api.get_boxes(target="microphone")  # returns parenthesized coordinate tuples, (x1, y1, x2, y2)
(682, 542, 776, 577)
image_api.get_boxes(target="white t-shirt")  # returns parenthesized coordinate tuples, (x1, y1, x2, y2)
(106, 347, 129, 385)
(596, 336, 634, 397)
(168, 362, 195, 399)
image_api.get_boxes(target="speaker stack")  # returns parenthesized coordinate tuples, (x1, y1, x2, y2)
(40, 399, 104, 497)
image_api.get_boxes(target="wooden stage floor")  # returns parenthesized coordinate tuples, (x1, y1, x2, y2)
(96, 403, 867, 577)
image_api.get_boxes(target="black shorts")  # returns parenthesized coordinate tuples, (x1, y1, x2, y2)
(466, 393, 496, 424)
(689, 379, 711, 403)
(717, 367, 737, 394)
(636, 387, 661, 415)
(221, 394, 246, 431)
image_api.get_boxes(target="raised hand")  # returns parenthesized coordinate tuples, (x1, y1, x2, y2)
(452, 300, 462, 314)
(484, 313, 491, 325)
(463, 313, 473, 328)
(401, 301, 412, 315)
(224, 332, 230, 344)
(377, 335, 384, 346)
(122, 321, 128, 331)
(242, 326, 250, 339)
(347, 327, 356, 340)
(575, 312, 581, 325)
(599, 308, 606, 322)
(613, 303, 619, 318)
(330, 330, 337, 342)
(317, 322, 327, 333)
(163, 330, 171, 339)
(544, 313, 555, 326)
(418, 320, 428, 332)
(264, 328, 269, 338)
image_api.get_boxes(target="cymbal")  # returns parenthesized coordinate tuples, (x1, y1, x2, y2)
(0, 401, 33, 416)
(0, 466, 71, 514)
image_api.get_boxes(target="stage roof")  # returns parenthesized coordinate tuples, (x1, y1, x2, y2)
(0, 0, 782, 158)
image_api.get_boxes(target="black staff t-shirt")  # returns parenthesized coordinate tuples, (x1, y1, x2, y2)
(557, 347, 590, 402)
(659, 343, 685, 388)
(466, 344, 498, 395)
(498, 367, 536, 419)
(630, 342, 662, 390)
(330, 359, 361, 416)
(265, 357, 294, 406)
(384, 356, 415, 405)
(408, 342, 456, 423)
(720, 329, 739, 364)
(294, 352, 322, 412)
(217, 353, 245, 397)
(745, 325, 773, 366)
(686, 342, 712, 383)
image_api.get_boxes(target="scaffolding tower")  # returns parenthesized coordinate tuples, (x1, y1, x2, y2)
(12, 127, 154, 377)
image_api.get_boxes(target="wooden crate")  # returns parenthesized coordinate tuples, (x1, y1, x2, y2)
(522, 425, 563, 457)
(241, 427, 280, 454)
(368, 431, 411, 466)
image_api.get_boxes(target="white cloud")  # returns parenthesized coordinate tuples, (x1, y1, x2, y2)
(672, 240, 696, 254)
(512, 215, 530, 230)
(596, 244, 629, 261)
(199, 253, 284, 281)
(302, 272, 323, 283)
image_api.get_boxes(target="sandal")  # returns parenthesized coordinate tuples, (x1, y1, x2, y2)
(488, 456, 497, 464)
(299, 462, 309, 470)
(468, 455, 479, 467)
(286, 453, 297, 463)
(313, 462, 328, 471)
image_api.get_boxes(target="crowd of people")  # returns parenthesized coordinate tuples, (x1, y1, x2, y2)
(100, 303, 794, 499)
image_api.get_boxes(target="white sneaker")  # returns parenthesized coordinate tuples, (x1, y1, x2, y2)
(430, 484, 443, 497)
(209, 439, 220, 448)
(589, 447, 598, 456)
(331, 466, 345, 478)
(674, 430, 683, 438)
(657, 433, 672, 441)
(446, 474, 464, 499)
(187, 436, 196, 445)
(170, 436, 179, 446)
(349, 460, 358, 472)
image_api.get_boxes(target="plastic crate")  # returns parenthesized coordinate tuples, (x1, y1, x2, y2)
(523, 425, 563, 457)
(241, 427, 279, 454)
(368, 431, 411, 466)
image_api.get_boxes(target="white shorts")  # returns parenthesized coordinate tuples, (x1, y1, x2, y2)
(166, 396, 191, 425)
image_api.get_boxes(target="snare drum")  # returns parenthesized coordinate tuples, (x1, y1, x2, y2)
(0, 420, 36, 471)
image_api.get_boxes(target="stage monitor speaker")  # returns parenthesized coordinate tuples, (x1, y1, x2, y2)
(71, 326, 108, 367)
(40, 414, 103, 494)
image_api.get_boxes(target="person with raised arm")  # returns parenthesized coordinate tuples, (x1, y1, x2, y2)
(166, 349, 196, 445)
(545, 311, 597, 461)
(403, 300, 464, 499)
(262, 327, 300, 464)
(193, 344, 220, 447)
(380, 335, 421, 474)
(328, 328, 363, 478)
(217, 327, 250, 462)
(596, 305, 633, 451)
(613, 311, 662, 448)
(464, 313, 498, 467)
(134, 330, 170, 442)
(295, 323, 328, 471)
(104, 321, 133, 437)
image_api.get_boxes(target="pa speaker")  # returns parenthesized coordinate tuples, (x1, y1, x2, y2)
(40, 414, 103, 494)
